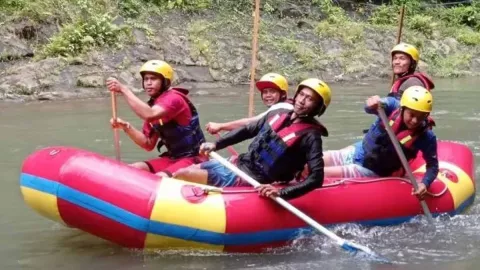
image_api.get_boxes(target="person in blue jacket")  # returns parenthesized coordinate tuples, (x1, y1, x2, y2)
(323, 86, 439, 198)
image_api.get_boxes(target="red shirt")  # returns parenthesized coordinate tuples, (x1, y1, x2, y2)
(142, 90, 192, 137)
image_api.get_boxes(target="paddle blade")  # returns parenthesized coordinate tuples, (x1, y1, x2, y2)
(341, 241, 391, 264)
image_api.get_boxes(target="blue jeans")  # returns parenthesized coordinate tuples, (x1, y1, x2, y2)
(200, 158, 248, 187)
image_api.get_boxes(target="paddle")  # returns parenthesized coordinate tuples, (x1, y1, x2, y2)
(111, 92, 121, 161)
(377, 105, 434, 224)
(209, 151, 390, 263)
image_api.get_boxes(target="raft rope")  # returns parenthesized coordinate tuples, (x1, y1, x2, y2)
(194, 187, 255, 195)
(195, 175, 448, 197)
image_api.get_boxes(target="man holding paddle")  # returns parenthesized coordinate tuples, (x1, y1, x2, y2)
(322, 86, 439, 199)
(318, 43, 436, 181)
(106, 60, 207, 177)
(174, 78, 331, 200)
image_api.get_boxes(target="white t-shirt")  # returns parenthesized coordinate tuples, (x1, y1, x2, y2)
(256, 102, 294, 119)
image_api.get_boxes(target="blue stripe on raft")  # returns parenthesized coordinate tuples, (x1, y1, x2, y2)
(20, 173, 306, 245)
(20, 173, 150, 232)
(21, 173, 60, 195)
(20, 173, 476, 247)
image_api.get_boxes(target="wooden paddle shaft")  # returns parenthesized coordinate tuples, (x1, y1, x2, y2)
(111, 92, 121, 161)
(390, 5, 406, 86)
(248, 0, 261, 117)
(377, 106, 434, 223)
(208, 151, 378, 255)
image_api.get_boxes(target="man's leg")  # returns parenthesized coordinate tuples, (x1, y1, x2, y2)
(174, 159, 240, 187)
(141, 156, 175, 174)
(157, 156, 205, 176)
(129, 161, 151, 171)
(325, 164, 377, 178)
(323, 145, 355, 167)
(173, 164, 209, 185)
(295, 146, 357, 179)
(323, 146, 378, 178)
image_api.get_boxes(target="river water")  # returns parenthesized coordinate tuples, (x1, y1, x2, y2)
(1, 77, 479, 269)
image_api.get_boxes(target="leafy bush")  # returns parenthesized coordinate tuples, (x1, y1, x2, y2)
(153, 0, 212, 11)
(39, 13, 130, 58)
(435, 4, 480, 31)
(455, 28, 480, 45)
(407, 15, 436, 37)
(369, 4, 398, 26)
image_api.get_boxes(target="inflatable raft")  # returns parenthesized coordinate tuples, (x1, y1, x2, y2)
(19, 140, 475, 252)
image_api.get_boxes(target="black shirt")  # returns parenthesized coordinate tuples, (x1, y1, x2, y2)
(215, 109, 325, 200)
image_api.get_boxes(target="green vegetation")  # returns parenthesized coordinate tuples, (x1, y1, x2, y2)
(1, 0, 480, 77)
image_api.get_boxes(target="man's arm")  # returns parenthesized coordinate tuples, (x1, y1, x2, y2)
(107, 78, 169, 121)
(364, 96, 399, 115)
(418, 132, 439, 187)
(208, 115, 262, 133)
(208, 104, 291, 134)
(121, 89, 168, 122)
(215, 113, 268, 150)
(125, 126, 157, 151)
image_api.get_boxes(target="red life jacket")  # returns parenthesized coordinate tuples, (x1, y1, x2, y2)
(362, 108, 435, 177)
(381, 108, 436, 149)
(148, 88, 206, 158)
(249, 112, 327, 179)
(389, 72, 435, 98)
(267, 113, 328, 143)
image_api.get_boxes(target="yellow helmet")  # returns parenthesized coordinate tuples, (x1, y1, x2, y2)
(296, 78, 332, 109)
(255, 73, 288, 94)
(400, 86, 433, 113)
(139, 60, 174, 82)
(391, 43, 419, 62)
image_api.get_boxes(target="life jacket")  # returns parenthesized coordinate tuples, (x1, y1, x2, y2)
(362, 108, 435, 177)
(361, 72, 435, 134)
(389, 72, 435, 99)
(148, 88, 206, 159)
(248, 112, 328, 180)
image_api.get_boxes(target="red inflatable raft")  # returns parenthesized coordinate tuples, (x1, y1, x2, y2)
(19, 140, 475, 252)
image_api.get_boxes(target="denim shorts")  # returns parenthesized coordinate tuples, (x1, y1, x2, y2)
(200, 157, 249, 187)
(325, 145, 378, 178)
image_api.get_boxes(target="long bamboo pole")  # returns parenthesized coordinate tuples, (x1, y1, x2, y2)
(248, 0, 261, 117)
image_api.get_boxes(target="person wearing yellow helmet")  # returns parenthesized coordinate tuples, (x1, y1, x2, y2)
(320, 44, 436, 184)
(205, 73, 293, 134)
(323, 86, 439, 198)
(106, 60, 207, 176)
(173, 78, 331, 200)
(389, 42, 435, 99)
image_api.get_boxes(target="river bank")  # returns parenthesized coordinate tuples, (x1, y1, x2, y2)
(1, 1, 480, 102)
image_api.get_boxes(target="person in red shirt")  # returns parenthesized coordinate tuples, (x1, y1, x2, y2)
(106, 60, 206, 176)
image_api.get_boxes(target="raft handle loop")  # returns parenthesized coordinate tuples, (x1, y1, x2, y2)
(322, 177, 447, 197)
(194, 177, 447, 197)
